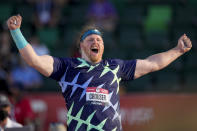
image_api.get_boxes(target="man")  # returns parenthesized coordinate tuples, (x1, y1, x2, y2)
(7, 15, 192, 131)
(0, 94, 22, 129)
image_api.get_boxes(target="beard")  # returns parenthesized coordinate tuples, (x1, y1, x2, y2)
(80, 49, 103, 64)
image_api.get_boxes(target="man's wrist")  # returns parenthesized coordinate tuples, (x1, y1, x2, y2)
(10, 28, 28, 49)
(174, 46, 184, 55)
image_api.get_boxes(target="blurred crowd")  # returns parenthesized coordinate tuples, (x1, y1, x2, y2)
(0, 0, 120, 93)
(0, 30, 45, 93)
(0, 0, 197, 129)
(0, 0, 197, 91)
(0, 0, 119, 130)
(0, 93, 67, 131)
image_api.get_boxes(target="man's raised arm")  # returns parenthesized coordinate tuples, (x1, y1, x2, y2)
(134, 34, 192, 79)
(7, 15, 54, 77)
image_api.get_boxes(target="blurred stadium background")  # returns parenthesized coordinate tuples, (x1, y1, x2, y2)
(0, 0, 197, 131)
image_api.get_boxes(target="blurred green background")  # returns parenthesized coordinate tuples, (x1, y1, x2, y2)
(0, 0, 196, 93)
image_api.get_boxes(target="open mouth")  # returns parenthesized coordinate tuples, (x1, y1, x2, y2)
(91, 48, 98, 53)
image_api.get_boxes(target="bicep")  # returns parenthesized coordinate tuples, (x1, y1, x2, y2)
(35, 55, 54, 77)
(19, 44, 70, 79)
(19, 44, 54, 77)
(134, 59, 157, 79)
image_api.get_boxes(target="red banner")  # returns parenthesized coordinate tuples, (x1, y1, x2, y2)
(27, 93, 197, 131)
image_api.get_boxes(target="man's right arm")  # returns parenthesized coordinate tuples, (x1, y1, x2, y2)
(7, 15, 54, 77)
(19, 44, 54, 77)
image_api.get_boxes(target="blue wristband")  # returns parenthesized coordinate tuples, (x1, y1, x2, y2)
(10, 28, 28, 49)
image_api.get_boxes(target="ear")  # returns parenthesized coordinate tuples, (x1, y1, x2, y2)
(79, 42, 83, 53)
(79, 42, 83, 49)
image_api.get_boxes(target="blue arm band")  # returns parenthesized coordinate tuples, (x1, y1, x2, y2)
(10, 28, 28, 49)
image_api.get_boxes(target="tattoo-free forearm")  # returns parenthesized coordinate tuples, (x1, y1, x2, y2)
(147, 46, 183, 72)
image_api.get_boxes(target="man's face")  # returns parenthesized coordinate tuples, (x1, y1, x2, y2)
(80, 34, 104, 63)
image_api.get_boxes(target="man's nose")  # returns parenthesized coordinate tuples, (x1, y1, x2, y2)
(92, 39, 98, 44)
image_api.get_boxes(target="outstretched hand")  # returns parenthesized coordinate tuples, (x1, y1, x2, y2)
(7, 14, 22, 30)
(177, 34, 192, 53)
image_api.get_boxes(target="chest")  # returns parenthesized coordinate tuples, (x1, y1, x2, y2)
(65, 65, 120, 88)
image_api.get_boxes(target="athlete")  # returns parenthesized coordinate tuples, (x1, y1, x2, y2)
(7, 15, 192, 131)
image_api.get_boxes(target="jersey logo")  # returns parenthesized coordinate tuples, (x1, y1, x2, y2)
(86, 87, 109, 106)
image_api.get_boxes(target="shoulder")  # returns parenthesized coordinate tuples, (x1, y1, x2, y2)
(105, 59, 137, 65)
(106, 59, 137, 72)
(105, 59, 127, 66)
(52, 57, 81, 68)
(105, 59, 122, 64)
(53, 57, 73, 63)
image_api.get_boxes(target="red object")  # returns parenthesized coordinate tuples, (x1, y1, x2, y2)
(27, 93, 66, 131)
(86, 87, 109, 94)
(14, 97, 36, 125)
(23, 92, 197, 131)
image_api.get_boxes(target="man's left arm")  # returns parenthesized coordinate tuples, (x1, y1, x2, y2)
(134, 34, 192, 79)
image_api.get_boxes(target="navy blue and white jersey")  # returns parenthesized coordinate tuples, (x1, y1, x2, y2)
(50, 57, 136, 131)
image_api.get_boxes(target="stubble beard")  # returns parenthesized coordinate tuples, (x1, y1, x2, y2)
(81, 49, 101, 64)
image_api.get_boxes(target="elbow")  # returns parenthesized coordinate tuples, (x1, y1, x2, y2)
(40, 70, 51, 77)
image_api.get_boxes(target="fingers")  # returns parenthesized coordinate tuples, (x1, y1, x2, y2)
(13, 15, 21, 26)
(7, 14, 22, 30)
(8, 14, 21, 23)
(12, 16, 17, 25)
(183, 34, 192, 48)
(179, 34, 191, 46)
(177, 34, 192, 53)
